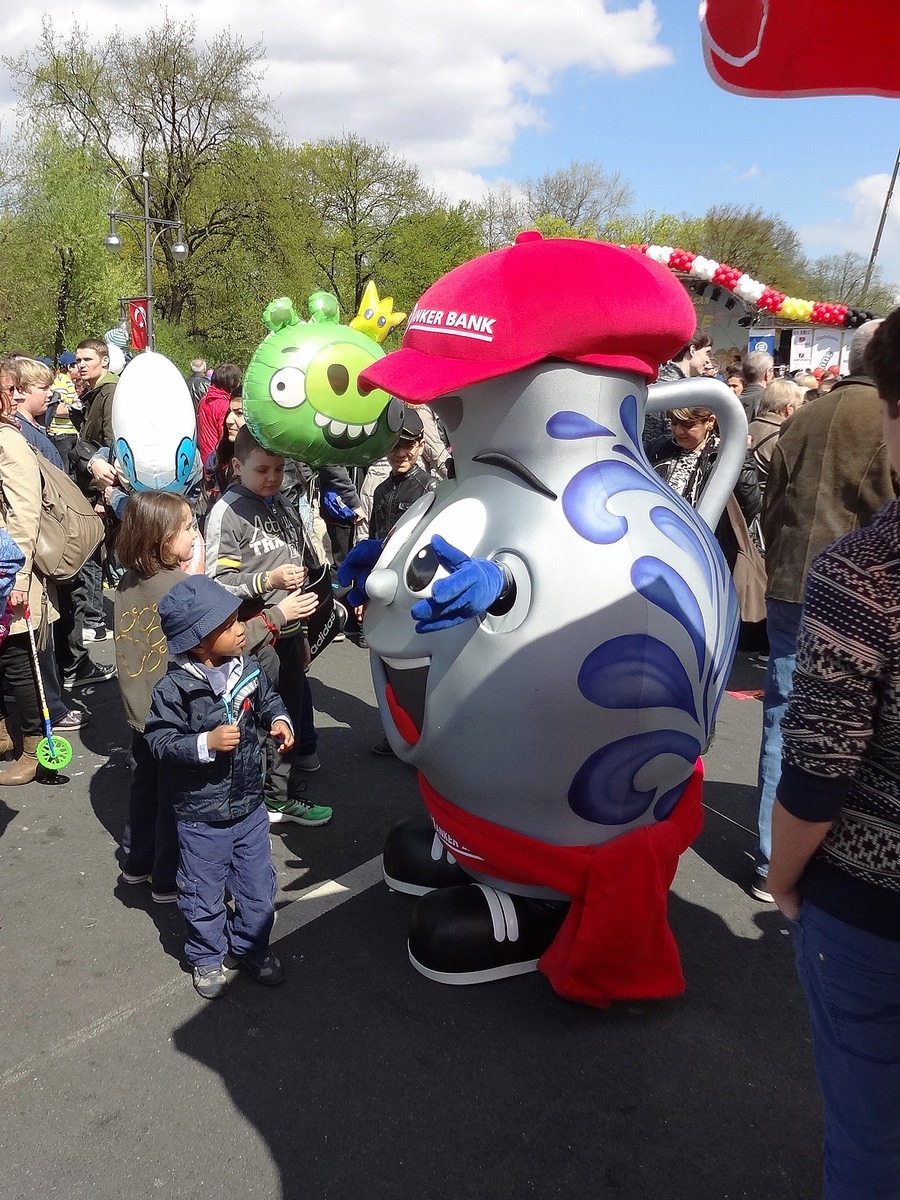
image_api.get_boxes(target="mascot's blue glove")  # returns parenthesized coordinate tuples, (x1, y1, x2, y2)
(410, 535, 506, 633)
(336, 538, 384, 607)
(322, 489, 357, 521)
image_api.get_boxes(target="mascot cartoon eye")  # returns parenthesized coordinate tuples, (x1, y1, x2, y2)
(394, 496, 488, 598)
(269, 366, 307, 409)
(406, 544, 441, 593)
(175, 436, 195, 486)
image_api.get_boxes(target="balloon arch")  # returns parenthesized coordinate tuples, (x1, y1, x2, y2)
(629, 242, 882, 330)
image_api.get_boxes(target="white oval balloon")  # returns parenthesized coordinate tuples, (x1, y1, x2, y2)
(106, 344, 126, 375)
(111, 351, 198, 493)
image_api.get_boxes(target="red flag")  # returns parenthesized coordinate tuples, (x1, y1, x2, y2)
(129, 300, 148, 351)
(701, 0, 900, 98)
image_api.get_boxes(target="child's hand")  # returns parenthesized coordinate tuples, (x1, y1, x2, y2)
(270, 720, 294, 753)
(268, 564, 307, 592)
(276, 589, 318, 623)
(354, 603, 366, 625)
(208, 723, 240, 752)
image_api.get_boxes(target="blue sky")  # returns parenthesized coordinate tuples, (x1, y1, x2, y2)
(500, 3, 900, 287)
(2, 0, 897, 289)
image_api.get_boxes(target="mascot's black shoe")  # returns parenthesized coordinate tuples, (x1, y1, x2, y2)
(382, 816, 472, 896)
(408, 884, 569, 985)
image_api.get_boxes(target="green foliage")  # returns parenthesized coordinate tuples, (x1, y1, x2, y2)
(152, 318, 207, 376)
(1, 15, 895, 365)
(529, 214, 584, 239)
(696, 203, 805, 294)
(373, 204, 485, 318)
(601, 209, 700, 250)
(0, 131, 124, 353)
(5, 13, 270, 329)
(292, 134, 466, 315)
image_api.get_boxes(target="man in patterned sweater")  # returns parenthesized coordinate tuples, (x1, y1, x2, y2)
(768, 309, 900, 1199)
(753, 319, 899, 901)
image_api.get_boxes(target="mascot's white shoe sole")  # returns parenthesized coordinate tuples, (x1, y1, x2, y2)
(408, 943, 540, 985)
(384, 872, 433, 897)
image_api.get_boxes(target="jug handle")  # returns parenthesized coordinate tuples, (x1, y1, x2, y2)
(644, 379, 750, 529)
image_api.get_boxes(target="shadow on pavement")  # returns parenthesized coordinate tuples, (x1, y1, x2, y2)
(695, 780, 760, 888)
(0, 796, 18, 840)
(172, 881, 821, 1200)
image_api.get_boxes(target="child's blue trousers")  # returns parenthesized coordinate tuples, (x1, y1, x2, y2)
(176, 803, 276, 967)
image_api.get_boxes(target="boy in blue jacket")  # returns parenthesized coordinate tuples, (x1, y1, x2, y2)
(146, 576, 294, 999)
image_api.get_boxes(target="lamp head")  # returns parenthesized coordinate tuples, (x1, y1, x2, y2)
(171, 231, 188, 263)
(104, 212, 122, 254)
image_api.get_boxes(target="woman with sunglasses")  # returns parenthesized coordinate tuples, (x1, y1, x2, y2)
(648, 406, 759, 520)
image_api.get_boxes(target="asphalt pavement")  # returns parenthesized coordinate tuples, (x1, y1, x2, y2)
(0, 631, 821, 1200)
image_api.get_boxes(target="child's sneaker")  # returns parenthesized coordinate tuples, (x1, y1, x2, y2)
(266, 797, 332, 826)
(192, 964, 230, 1000)
(225, 949, 284, 987)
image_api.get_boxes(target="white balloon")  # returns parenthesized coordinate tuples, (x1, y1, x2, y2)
(111, 351, 198, 493)
(106, 344, 126, 375)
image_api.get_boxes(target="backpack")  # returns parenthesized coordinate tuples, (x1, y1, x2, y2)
(32, 451, 105, 581)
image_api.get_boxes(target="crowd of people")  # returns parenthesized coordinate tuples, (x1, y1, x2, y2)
(1, 308, 898, 1194)
(0, 341, 448, 993)
(653, 316, 900, 1199)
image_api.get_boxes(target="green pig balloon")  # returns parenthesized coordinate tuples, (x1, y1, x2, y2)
(243, 294, 405, 468)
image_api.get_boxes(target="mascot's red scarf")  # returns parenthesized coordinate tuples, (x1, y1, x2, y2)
(419, 766, 704, 1008)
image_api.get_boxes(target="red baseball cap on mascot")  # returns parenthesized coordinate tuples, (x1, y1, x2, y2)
(359, 231, 696, 403)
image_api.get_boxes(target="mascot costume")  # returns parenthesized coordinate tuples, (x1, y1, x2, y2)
(338, 232, 748, 1008)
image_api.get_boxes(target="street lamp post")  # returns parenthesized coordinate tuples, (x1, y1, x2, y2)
(103, 170, 188, 351)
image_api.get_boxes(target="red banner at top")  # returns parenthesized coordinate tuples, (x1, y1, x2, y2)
(701, 0, 900, 99)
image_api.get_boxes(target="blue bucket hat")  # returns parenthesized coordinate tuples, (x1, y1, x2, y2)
(158, 576, 240, 654)
(59, 351, 77, 367)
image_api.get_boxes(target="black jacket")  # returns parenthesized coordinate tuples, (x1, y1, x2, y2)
(186, 372, 210, 408)
(145, 654, 286, 822)
(370, 465, 439, 540)
(70, 372, 118, 496)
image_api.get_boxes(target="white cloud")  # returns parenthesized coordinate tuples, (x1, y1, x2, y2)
(800, 171, 900, 288)
(737, 163, 760, 181)
(0, 0, 673, 194)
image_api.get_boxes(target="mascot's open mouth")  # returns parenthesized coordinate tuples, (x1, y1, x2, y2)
(313, 412, 379, 447)
(380, 655, 430, 745)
